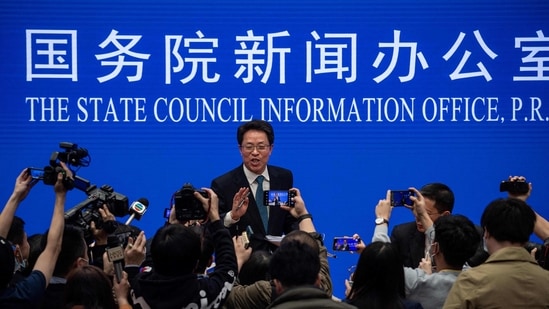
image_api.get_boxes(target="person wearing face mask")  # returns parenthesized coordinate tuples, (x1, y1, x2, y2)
(388, 183, 488, 268)
(6, 216, 30, 284)
(362, 189, 480, 309)
(443, 198, 549, 308)
(211, 119, 297, 251)
(1, 165, 72, 308)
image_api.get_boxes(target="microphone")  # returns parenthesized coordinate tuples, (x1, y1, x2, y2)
(124, 198, 149, 225)
(106, 234, 124, 283)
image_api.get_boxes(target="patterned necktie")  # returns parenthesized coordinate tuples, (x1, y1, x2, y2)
(255, 175, 268, 231)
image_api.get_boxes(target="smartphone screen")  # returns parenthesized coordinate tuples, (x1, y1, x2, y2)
(263, 190, 293, 207)
(163, 208, 171, 219)
(27, 167, 44, 180)
(390, 190, 414, 207)
(332, 237, 359, 251)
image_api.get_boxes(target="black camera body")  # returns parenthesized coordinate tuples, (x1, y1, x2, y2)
(29, 164, 75, 190)
(42, 165, 73, 188)
(49, 142, 89, 167)
(84, 185, 129, 217)
(524, 239, 549, 270)
(30, 142, 91, 190)
(65, 184, 129, 243)
(174, 183, 209, 221)
(113, 231, 135, 248)
(499, 181, 529, 195)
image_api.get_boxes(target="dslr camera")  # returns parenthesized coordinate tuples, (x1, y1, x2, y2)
(174, 183, 209, 221)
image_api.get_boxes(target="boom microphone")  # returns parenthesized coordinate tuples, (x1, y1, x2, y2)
(125, 198, 149, 225)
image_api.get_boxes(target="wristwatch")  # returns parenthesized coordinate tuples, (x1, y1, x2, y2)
(375, 217, 389, 225)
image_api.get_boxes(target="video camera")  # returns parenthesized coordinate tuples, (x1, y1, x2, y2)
(499, 180, 529, 195)
(28, 142, 129, 244)
(524, 239, 549, 270)
(28, 142, 90, 190)
(65, 184, 129, 244)
(174, 183, 209, 221)
(49, 142, 90, 168)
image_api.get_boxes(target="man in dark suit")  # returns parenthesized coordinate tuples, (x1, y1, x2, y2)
(390, 183, 488, 268)
(211, 120, 297, 251)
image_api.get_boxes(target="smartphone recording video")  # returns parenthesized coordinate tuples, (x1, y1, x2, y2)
(332, 237, 359, 251)
(390, 190, 414, 207)
(263, 190, 295, 207)
(27, 167, 44, 180)
(163, 207, 171, 219)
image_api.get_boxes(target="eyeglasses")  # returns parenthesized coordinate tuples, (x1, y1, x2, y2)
(240, 144, 271, 152)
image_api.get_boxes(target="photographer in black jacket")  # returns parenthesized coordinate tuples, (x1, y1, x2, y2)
(130, 187, 237, 308)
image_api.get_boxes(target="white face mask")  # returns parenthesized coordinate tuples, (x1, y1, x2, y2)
(14, 257, 28, 273)
(11, 244, 28, 273)
(482, 229, 490, 254)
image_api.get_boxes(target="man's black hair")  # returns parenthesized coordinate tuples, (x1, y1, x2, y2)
(42, 225, 87, 277)
(7, 216, 25, 246)
(239, 250, 271, 285)
(481, 198, 536, 244)
(434, 215, 480, 268)
(280, 230, 319, 254)
(151, 224, 201, 276)
(237, 119, 275, 146)
(420, 183, 455, 213)
(269, 240, 320, 288)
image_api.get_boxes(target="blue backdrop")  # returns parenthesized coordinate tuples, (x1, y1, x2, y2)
(1, 0, 548, 298)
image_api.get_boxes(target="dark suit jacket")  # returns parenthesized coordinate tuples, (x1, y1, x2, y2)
(211, 164, 297, 250)
(390, 221, 488, 268)
(391, 222, 426, 268)
(40, 282, 65, 309)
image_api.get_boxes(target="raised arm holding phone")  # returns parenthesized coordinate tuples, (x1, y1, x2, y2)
(1, 163, 72, 307)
